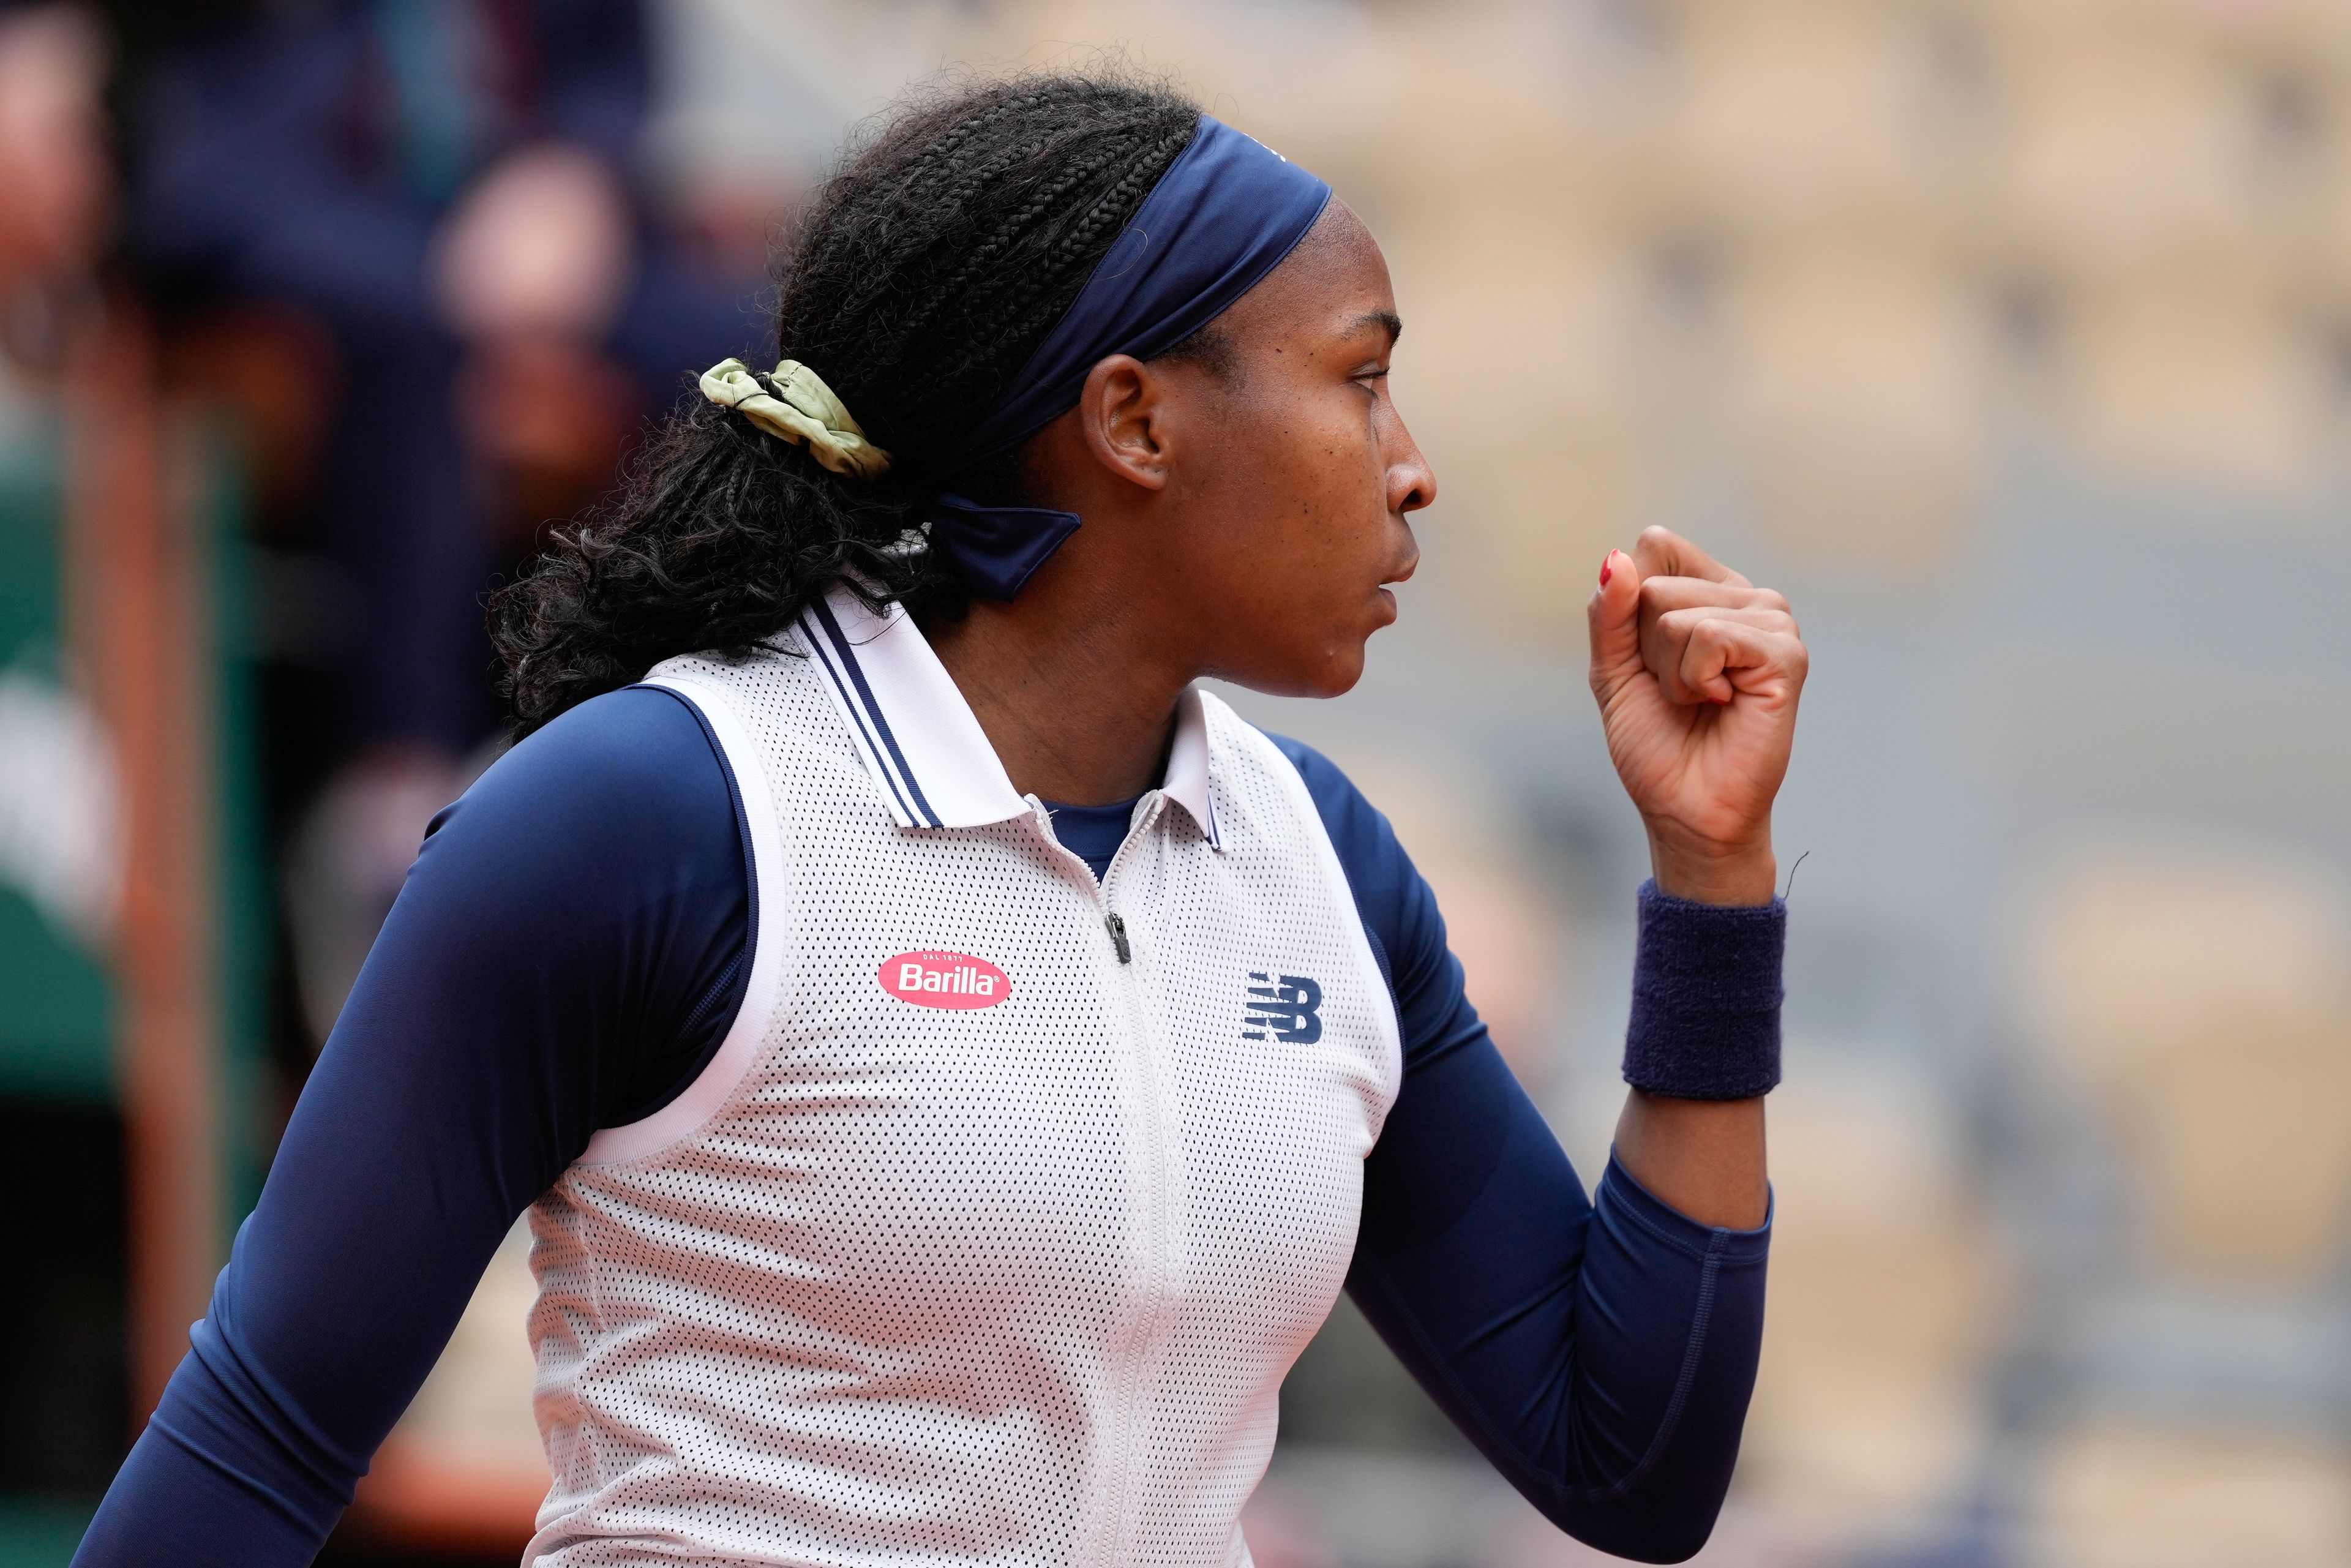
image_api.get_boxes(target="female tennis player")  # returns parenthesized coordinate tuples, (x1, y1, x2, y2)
(77, 74, 1804, 1567)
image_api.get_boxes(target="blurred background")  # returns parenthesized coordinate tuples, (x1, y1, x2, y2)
(2, 0, 2348, 1564)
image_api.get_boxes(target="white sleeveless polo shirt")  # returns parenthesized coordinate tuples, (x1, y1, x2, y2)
(522, 588, 1402, 1567)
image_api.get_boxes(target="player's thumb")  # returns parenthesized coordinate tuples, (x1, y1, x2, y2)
(1586, 548, 1643, 696)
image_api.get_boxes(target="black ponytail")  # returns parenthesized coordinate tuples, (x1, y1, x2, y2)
(489, 72, 1202, 734)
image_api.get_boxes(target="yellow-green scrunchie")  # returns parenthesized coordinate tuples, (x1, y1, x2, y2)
(699, 358, 893, 481)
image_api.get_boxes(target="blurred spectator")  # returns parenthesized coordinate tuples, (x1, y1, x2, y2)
(0, 1, 109, 417)
(127, 0, 766, 1043)
(0, 2, 117, 978)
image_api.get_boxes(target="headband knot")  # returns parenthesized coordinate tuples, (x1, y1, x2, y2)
(700, 358, 891, 481)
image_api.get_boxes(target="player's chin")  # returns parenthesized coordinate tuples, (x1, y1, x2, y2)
(1235, 631, 1371, 700)
(1303, 628, 1378, 698)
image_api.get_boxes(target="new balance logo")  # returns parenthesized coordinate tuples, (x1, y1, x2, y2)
(1242, 972, 1322, 1044)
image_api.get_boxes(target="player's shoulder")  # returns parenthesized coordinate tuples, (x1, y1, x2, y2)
(442, 685, 737, 851)
(1253, 729, 1389, 840)
(1250, 726, 1425, 905)
(1251, 728, 1451, 987)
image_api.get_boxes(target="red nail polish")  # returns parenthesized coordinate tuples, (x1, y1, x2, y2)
(1599, 552, 1614, 587)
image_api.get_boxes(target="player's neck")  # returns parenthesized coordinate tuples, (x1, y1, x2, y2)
(921, 555, 1193, 808)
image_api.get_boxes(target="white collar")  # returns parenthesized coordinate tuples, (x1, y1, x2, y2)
(797, 586, 1221, 848)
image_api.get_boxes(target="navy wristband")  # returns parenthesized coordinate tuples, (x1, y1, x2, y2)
(1621, 879, 1786, 1100)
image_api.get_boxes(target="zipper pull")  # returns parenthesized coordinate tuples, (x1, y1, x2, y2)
(1106, 912, 1132, 964)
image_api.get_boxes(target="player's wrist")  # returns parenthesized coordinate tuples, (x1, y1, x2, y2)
(1621, 878, 1787, 1103)
(1644, 822, 1776, 907)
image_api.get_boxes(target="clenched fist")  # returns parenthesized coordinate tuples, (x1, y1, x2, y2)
(1588, 527, 1807, 907)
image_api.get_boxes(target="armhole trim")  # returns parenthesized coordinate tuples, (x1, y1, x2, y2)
(1256, 730, 1404, 1040)
(577, 675, 787, 1166)
(1226, 707, 1406, 1136)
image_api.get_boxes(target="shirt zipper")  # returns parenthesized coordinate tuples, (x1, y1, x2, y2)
(1101, 899, 1178, 1568)
(1033, 795, 1180, 1566)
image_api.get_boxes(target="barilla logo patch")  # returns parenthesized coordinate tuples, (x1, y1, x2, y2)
(879, 950, 1011, 1010)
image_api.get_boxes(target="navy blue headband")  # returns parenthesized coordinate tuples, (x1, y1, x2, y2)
(926, 114, 1333, 599)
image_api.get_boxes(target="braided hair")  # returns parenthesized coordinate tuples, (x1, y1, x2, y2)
(489, 72, 1209, 734)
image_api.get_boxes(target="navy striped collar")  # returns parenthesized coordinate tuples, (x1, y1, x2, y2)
(797, 587, 1221, 848)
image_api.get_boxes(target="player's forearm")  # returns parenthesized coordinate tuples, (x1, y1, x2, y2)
(1349, 1092, 1768, 1566)
(1611, 877, 1782, 1229)
(1613, 1090, 1768, 1231)
(1556, 1153, 1770, 1564)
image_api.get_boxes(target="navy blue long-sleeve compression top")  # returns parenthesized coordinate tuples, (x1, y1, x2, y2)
(74, 686, 1770, 1567)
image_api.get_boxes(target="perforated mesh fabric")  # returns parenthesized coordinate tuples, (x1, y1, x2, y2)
(524, 640, 1400, 1567)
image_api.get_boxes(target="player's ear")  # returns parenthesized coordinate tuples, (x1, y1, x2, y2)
(1078, 354, 1171, 492)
